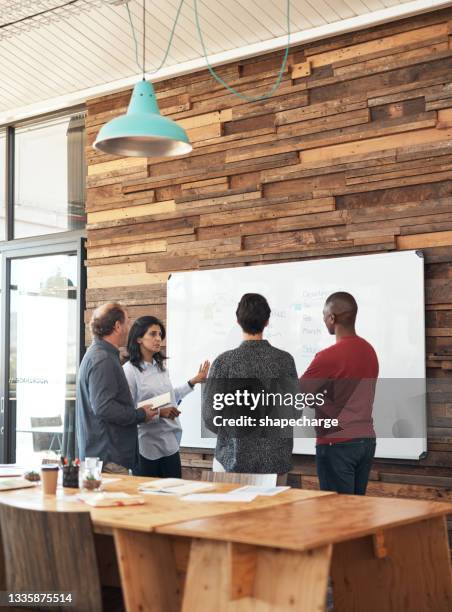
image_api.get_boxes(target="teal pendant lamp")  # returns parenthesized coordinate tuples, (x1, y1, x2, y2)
(94, 0, 291, 158)
(93, 79, 191, 157)
(94, 0, 191, 158)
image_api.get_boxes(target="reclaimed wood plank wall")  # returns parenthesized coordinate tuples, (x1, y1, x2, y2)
(85, 8, 452, 539)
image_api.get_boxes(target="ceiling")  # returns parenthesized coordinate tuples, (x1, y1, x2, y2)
(0, 0, 450, 124)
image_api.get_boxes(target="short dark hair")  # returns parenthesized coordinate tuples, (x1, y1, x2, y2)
(127, 316, 167, 372)
(236, 293, 271, 334)
(90, 303, 125, 338)
(325, 292, 358, 324)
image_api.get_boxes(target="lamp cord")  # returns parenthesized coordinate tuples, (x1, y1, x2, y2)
(142, 0, 145, 78)
(127, 0, 186, 78)
(126, 0, 291, 101)
(194, 0, 291, 102)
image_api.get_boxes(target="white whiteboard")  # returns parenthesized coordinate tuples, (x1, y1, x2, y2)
(167, 250, 426, 460)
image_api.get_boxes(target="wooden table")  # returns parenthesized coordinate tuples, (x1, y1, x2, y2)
(0, 477, 450, 612)
(0, 476, 332, 611)
(157, 494, 452, 612)
(0, 476, 328, 532)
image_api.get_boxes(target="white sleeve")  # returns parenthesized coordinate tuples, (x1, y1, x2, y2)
(174, 382, 193, 404)
(122, 362, 138, 406)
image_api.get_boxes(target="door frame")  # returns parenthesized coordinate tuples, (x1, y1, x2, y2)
(0, 233, 85, 462)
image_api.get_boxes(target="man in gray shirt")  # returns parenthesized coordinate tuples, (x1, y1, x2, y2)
(203, 293, 298, 475)
(76, 302, 155, 473)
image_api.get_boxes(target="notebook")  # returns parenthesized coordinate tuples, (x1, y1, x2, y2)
(183, 491, 258, 503)
(233, 485, 290, 497)
(0, 466, 25, 478)
(0, 478, 36, 491)
(137, 392, 171, 410)
(77, 492, 145, 507)
(138, 478, 216, 496)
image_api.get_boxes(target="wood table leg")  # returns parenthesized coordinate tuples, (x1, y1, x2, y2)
(0, 524, 5, 590)
(95, 533, 121, 587)
(332, 515, 452, 612)
(182, 538, 332, 612)
(114, 530, 181, 612)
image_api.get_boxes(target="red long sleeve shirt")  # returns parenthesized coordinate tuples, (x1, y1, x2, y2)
(300, 335, 379, 445)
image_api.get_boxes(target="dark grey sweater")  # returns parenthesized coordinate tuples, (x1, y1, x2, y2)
(76, 338, 146, 469)
(202, 340, 298, 474)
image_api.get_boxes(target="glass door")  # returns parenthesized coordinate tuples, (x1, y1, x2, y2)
(1, 242, 84, 466)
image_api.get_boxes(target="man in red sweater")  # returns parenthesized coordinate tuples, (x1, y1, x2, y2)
(300, 292, 379, 495)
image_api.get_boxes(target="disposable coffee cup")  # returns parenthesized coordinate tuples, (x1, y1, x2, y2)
(41, 464, 59, 495)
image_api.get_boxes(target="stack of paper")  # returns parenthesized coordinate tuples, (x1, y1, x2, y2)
(183, 491, 258, 502)
(0, 478, 36, 491)
(183, 485, 289, 503)
(77, 492, 145, 507)
(0, 466, 25, 478)
(233, 485, 290, 497)
(138, 478, 216, 496)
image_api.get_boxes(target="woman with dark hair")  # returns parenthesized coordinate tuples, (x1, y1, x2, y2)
(123, 315, 209, 478)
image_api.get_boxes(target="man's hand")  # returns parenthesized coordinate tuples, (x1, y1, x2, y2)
(142, 405, 158, 422)
(160, 406, 181, 420)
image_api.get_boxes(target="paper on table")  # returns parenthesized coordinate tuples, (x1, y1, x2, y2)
(139, 479, 215, 496)
(137, 391, 171, 410)
(0, 467, 25, 478)
(0, 477, 36, 491)
(141, 478, 184, 489)
(77, 492, 145, 507)
(183, 491, 258, 502)
(233, 485, 290, 497)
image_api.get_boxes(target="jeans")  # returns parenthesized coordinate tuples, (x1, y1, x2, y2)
(134, 451, 182, 478)
(316, 438, 376, 495)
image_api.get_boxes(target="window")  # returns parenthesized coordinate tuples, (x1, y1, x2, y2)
(9, 252, 79, 464)
(0, 131, 5, 240)
(14, 114, 86, 239)
(0, 108, 86, 463)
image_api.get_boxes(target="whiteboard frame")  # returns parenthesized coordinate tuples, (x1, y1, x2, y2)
(167, 250, 427, 460)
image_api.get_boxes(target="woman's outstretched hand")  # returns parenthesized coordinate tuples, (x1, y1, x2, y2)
(189, 360, 210, 386)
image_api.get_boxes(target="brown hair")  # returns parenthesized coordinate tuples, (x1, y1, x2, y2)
(90, 302, 125, 338)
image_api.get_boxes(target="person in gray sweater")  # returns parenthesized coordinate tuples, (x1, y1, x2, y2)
(76, 303, 156, 473)
(202, 293, 298, 475)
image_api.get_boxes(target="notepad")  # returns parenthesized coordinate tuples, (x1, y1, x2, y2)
(183, 491, 258, 502)
(233, 485, 290, 497)
(77, 492, 145, 507)
(138, 478, 215, 496)
(0, 478, 36, 491)
(102, 477, 122, 485)
(137, 392, 171, 410)
(0, 467, 25, 478)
